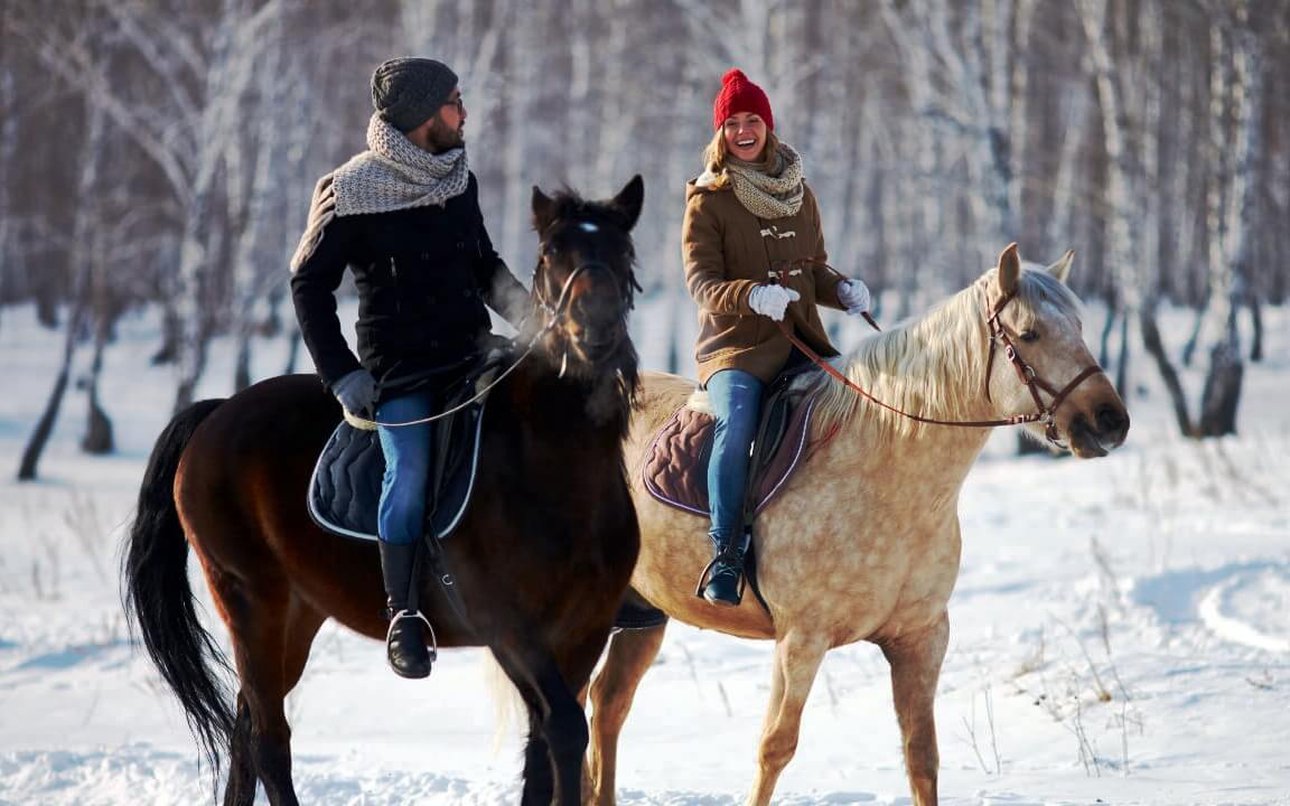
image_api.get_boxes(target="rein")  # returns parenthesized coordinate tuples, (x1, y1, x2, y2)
(345, 263, 592, 430)
(776, 283, 1104, 441)
(774, 257, 882, 333)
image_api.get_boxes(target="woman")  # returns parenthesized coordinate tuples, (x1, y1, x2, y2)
(683, 68, 872, 606)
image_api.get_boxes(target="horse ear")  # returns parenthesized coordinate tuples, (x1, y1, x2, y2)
(532, 185, 557, 233)
(1046, 249, 1075, 284)
(996, 243, 1020, 296)
(610, 175, 644, 232)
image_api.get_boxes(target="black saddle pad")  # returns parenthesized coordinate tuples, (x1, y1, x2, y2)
(307, 400, 486, 542)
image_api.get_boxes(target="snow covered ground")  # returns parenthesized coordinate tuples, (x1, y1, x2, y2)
(0, 295, 1287, 805)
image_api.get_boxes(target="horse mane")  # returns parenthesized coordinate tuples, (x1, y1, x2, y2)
(807, 267, 1083, 440)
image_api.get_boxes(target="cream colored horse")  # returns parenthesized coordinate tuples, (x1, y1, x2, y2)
(586, 244, 1129, 805)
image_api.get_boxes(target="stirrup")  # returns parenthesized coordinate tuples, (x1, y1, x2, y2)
(694, 547, 747, 604)
(387, 609, 439, 664)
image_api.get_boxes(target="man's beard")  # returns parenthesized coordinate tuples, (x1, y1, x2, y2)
(427, 118, 465, 153)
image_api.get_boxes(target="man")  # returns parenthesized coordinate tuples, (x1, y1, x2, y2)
(290, 57, 527, 679)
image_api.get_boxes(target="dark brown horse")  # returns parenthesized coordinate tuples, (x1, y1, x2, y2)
(124, 177, 645, 806)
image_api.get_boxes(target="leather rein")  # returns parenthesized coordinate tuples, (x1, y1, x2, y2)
(775, 260, 1104, 443)
(349, 262, 594, 429)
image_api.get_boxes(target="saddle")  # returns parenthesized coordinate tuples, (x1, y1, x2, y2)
(641, 366, 836, 612)
(641, 366, 831, 519)
(307, 363, 496, 543)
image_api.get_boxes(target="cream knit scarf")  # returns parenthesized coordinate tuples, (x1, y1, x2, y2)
(290, 113, 470, 271)
(722, 142, 805, 220)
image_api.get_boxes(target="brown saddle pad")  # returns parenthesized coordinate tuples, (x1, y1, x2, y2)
(641, 391, 829, 517)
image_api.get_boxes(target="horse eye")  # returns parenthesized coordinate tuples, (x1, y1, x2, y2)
(1018, 329, 1039, 343)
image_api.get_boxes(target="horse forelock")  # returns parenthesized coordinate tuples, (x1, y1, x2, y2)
(1013, 266, 1083, 325)
(537, 191, 639, 271)
(532, 191, 640, 313)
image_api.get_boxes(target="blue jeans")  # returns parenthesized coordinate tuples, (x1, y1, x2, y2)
(705, 369, 765, 546)
(375, 390, 435, 545)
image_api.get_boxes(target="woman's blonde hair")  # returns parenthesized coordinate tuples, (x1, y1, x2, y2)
(702, 127, 782, 188)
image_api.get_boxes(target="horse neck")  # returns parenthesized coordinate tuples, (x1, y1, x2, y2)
(814, 281, 996, 472)
(509, 356, 634, 442)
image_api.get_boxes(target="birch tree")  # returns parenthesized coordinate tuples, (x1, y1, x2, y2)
(1196, 0, 1260, 435)
(17, 62, 107, 478)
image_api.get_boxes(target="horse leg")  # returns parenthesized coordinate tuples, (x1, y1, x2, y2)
(223, 696, 256, 806)
(586, 624, 667, 805)
(522, 704, 557, 806)
(879, 613, 949, 806)
(221, 583, 324, 806)
(491, 653, 558, 806)
(224, 592, 324, 806)
(494, 640, 595, 806)
(747, 631, 830, 806)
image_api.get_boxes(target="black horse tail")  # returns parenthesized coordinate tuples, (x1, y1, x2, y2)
(122, 398, 233, 778)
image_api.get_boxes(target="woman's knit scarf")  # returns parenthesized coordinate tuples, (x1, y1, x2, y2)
(290, 113, 470, 271)
(723, 142, 805, 220)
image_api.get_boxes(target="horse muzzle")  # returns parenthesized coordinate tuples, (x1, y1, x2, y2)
(572, 324, 626, 365)
(1063, 402, 1130, 458)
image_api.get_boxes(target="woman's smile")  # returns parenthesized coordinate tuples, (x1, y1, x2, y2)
(724, 112, 766, 161)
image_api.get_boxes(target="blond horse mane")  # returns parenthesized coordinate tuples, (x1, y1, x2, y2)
(805, 267, 1084, 441)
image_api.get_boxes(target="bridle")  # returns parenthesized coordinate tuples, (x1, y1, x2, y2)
(533, 252, 634, 373)
(981, 289, 1104, 442)
(775, 261, 1106, 444)
(533, 259, 614, 325)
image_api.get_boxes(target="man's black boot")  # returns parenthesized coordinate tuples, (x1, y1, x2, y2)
(378, 540, 433, 679)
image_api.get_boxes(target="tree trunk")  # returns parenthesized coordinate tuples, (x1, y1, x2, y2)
(1077, 0, 1144, 401)
(234, 338, 252, 393)
(1196, 0, 1251, 438)
(80, 310, 114, 455)
(1198, 332, 1242, 436)
(1181, 300, 1205, 367)
(19, 68, 105, 477)
(17, 292, 85, 480)
(151, 307, 182, 365)
(283, 322, 302, 376)
(1098, 294, 1117, 369)
(1139, 301, 1194, 436)
(1248, 293, 1262, 361)
(18, 362, 72, 480)
(1115, 307, 1130, 398)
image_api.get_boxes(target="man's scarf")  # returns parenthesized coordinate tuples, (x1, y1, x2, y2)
(291, 113, 470, 271)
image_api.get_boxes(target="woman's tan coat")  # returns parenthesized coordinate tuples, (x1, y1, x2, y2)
(682, 179, 846, 385)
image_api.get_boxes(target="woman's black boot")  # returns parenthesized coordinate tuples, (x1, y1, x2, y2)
(701, 533, 746, 607)
(378, 540, 433, 679)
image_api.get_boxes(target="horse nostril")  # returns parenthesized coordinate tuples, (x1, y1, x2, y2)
(1096, 405, 1128, 435)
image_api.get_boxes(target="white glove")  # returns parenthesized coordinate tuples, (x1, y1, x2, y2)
(747, 284, 801, 322)
(332, 368, 376, 414)
(837, 279, 872, 317)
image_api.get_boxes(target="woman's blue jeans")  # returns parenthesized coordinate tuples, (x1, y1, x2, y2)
(375, 390, 435, 545)
(705, 369, 765, 546)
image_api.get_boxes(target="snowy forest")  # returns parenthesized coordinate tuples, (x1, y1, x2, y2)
(3, 0, 1288, 478)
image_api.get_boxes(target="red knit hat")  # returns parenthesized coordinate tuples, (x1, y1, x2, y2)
(712, 68, 774, 132)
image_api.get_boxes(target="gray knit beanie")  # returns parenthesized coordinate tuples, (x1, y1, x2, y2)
(371, 57, 458, 133)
